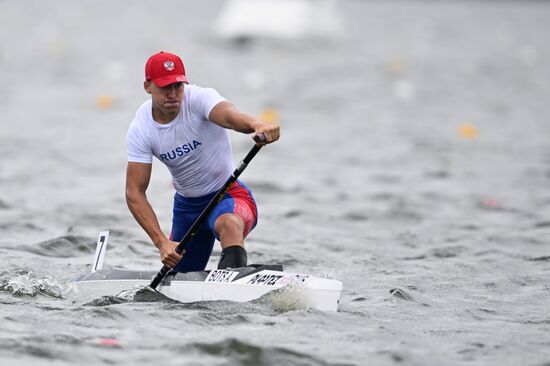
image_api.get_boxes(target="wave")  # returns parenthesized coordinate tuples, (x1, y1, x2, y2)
(23, 235, 95, 258)
(182, 338, 333, 366)
(389, 288, 430, 307)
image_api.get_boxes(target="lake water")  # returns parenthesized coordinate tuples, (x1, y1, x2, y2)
(1, 1, 549, 365)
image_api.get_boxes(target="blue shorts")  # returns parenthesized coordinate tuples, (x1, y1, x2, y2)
(170, 180, 258, 272)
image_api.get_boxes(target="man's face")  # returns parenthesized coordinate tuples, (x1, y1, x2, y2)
(144, 81, 185, 115)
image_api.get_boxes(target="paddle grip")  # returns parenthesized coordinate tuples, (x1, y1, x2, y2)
(253, 133, 266, 144)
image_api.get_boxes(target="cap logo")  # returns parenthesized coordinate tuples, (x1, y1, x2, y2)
(164, 60, 175, 71)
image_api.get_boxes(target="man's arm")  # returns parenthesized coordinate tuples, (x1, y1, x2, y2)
(125, 162, 182, 268)
(208, 101, 280, 143)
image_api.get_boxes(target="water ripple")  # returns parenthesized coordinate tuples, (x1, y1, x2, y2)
(429, 245, 467, 259)
(0, 199, 11, 209)
(389, 288, 430, 307)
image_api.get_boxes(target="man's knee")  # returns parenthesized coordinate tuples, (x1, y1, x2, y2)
(214, 213, 244, 236)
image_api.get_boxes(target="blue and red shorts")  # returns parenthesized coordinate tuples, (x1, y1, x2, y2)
(170, 180, 257, 272)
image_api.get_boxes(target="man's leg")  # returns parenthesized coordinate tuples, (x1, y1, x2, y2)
(214, 213, 247, 269)
(171, 192, 216, 272)
(214, 213, 245, 248)
(208, 181, 258, 269)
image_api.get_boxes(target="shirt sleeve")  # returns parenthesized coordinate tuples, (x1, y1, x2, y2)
(189, 86, 226, 121)
(127, 122, 153, 164)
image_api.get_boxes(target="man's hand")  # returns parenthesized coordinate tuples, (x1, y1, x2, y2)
(157, 239, 184, 268)
(254, 121, 280, 145)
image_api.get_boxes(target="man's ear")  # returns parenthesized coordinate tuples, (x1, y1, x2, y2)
(143, 80, 152, 94)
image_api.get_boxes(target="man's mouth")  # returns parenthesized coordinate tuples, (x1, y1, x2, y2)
(164, 100, 180, 108)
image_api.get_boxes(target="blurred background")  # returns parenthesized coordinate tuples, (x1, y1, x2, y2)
(1, 1, 550, 365)
(2, 0, 549, 240)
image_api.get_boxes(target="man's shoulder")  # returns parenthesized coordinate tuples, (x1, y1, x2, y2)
(185, 84, 225, 116)
(135, 99, 152, 117)
(129, 100, 152, 127)
(127, 100, 153, 139)
(186, 84, 221, 99)
(186, 83, 210, 92)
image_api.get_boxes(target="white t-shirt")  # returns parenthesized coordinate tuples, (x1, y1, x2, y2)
(127, 84, 234, 197)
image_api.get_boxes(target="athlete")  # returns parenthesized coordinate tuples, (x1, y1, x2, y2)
(125, 51, 280, 272)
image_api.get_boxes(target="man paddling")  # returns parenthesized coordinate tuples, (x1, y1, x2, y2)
(125, 51, 279, 272)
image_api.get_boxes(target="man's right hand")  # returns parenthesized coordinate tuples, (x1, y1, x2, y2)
(157, 239, 184, 268)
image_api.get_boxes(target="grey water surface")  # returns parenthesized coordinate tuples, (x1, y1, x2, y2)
(1, 1, 550, 365)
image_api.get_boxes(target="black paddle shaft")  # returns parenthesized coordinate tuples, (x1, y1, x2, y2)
(150, 138, 265, 289)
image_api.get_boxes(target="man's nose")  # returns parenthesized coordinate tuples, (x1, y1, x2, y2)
(166, 85, 177, 96)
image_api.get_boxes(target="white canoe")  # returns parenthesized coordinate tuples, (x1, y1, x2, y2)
(72, 265, 342, 312)
(72, 232, 342, 311)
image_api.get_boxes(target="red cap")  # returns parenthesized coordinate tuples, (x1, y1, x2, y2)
(145, 51, 188, 87)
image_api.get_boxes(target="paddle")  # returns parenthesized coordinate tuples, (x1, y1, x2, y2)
(150, 134, 266, 289)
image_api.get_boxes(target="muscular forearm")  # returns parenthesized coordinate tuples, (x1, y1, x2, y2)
(209, 101, 260, 132)
(228, 111, 261, 133)
(126, 191, 168, 247)
(210, 103, 280, 143)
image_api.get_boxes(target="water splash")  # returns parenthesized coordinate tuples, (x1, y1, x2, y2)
(0, 272, 65, 298)
(117, 285, 173, 302)
(257, 284, 307, 312)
